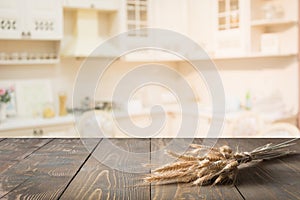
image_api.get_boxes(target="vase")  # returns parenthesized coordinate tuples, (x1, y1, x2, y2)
(0, 103, 7, 122)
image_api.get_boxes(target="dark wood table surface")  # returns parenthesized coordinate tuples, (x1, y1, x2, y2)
(0, 138, 299, 200)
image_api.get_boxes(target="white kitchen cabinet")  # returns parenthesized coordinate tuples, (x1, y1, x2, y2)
(0, 116, 77, 138)
(0, 0, 24, 39)
(63, 0, 119, 11)
(113, 112, 204, 138)
(148, 0, 188, 35)
(0, 0, 62, 40)
(187, 0, 215, 54)
(25, 0, 62, 40)
(126, 0, 148, 37)
(249, 0, 298, 56)
(212, 0, 298, 58)
(123, 0, 188, 61)
(213, 0, 250, 57)
(113, 113, 170, 138)
(0, 124, 78, 138)
(124, 0, 188, 36)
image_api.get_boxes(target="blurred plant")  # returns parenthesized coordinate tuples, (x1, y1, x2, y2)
(0, 88, 12, 103)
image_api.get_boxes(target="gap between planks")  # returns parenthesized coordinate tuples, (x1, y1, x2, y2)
(23, 139, 54, 159)
(0, 138, 7, 143)
(57, 138, 103, 199)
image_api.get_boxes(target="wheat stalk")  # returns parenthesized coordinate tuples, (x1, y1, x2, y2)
(144, 139, 298, 186)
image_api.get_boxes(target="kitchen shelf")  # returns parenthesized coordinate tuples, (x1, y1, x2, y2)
(0, 59, 60, 65)
(63, 6, 118, 12)
(124, 52, 297, 62)
(0, 40, 61, 65)
(61, 54, 118, 59)
(211, 53, 297, 60)
(62, 0, 119, 12)
(251, 19, 298, 27)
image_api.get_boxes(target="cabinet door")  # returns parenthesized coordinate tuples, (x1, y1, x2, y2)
(42, 125, 78, 138)
(64, 0, 118, 11)
(214, 0, 250, 57)
(149, 0, 188, 35)
(91, 0, 119, 11)
(0, 128, 33, 138)
(63, 0, 91, 9)
(0, 0, 24, 39)
(25, 0, 62, 40)
(187, 0, 215, 52)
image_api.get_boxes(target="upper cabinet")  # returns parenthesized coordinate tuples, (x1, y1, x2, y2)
(213, 0, 250, 57)
(217, 0, 240, 31)
(126, 0, 148, 37)
(63, 0, 119, 11)
(0, 0, 23, 39)
(123, 0, 189, 61)
(124, 0, 188, 36)
(0, 0, 62, 65)
(25, 0, 62, 40)
(148, 0, 188, 35)
(0, 0, 62, 40)
(187, 0, 215, 54)
(249, 0, 298, 56)
(213, 0, 298, 58)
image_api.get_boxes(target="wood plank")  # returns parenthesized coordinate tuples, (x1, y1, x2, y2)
(0, 139, 100, 199)
(150, 138, 243, 200)
(0, 138, 52, 173)
(224, 138, 300, 200)
(60, 138, 150, 200)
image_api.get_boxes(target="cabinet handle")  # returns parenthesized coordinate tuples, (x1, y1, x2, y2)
(27, 31, 31, 37)
(33, 129, 38, 136)
(39, 129, 43, 135)
(12, 21, 16, 30)
(21, 31, 25, 36)
(90, 3, 95, 8)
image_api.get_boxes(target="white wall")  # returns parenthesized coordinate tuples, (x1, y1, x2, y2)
(0, 56, 298, 114)
(0, 58, 180, 114)
(177, 57, 299, 114)
(0, 58, 80, 109)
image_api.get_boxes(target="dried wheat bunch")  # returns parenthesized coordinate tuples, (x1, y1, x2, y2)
(144, 139, 298, 186)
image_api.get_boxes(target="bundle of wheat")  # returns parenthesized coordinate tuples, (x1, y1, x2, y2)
(144, 139, 298, 186)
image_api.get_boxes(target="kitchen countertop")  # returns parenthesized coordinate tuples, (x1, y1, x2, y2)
(0, 107, 296, 132)
(0, 138, 299, 199)
(0, 115, 75, 131)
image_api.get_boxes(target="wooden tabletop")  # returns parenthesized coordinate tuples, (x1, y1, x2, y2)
(0, 138, 299, 200)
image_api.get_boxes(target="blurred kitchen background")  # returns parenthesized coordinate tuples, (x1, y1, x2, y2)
(0, 0, 299, 138)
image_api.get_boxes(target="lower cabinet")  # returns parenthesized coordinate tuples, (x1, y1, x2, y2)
(112, 112, 210, 138)
(112, 113, 170, 138)
(0, 113, 234, 138)
(0, 124, 78, 138)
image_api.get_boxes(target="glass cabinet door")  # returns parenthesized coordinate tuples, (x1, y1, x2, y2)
(218, 0, 239, 30)
(126, 0, 148, 37)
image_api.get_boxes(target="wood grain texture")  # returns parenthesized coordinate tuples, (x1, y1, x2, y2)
(150, 138, 243, 200)
(60, 138, 150, 200)
(0, 139, 100, 199)
(225, 138, 300, 200)
(0, 139, 52, 174)
(0, 138, 299, 200)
